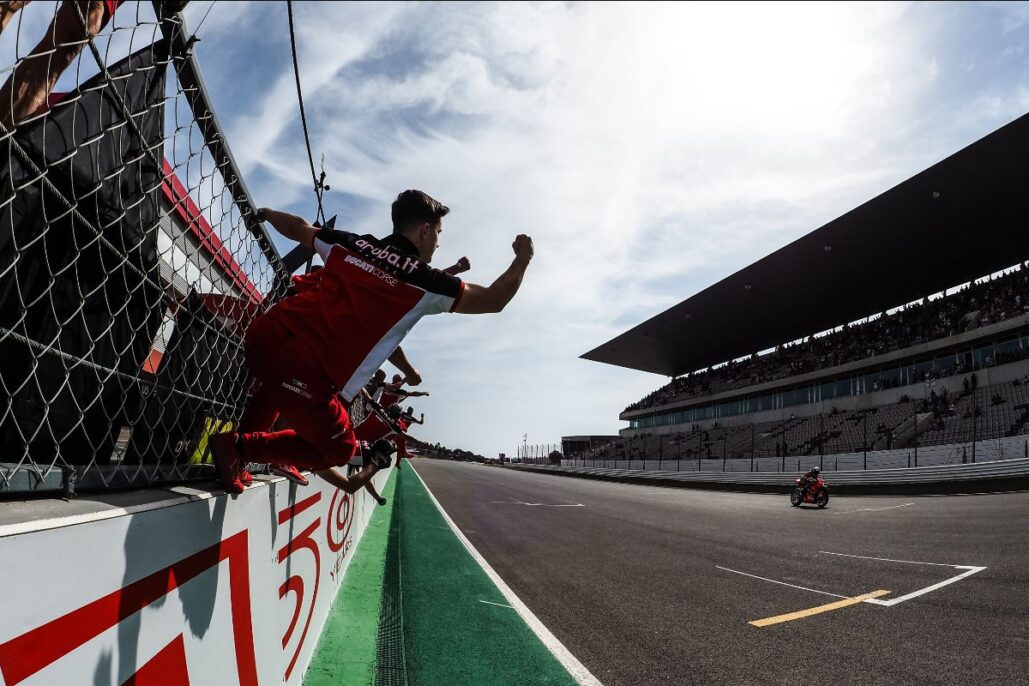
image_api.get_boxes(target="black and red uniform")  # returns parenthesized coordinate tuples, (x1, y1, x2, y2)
(236, 230, 463, 470)
(353, 408, 409, 458)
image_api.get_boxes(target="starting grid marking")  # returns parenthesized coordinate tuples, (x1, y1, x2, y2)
(719, 551, 987, 627)
(818, 551, 987, 607)
(749, 590, 892, 627)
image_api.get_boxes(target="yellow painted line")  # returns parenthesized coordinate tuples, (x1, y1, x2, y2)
(749, 590, 890, 627)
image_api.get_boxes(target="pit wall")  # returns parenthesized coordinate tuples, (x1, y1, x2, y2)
(0, 468, 391, 686)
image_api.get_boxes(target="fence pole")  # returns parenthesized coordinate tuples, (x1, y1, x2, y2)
(722, 431, 727, 471)
(913, 401, 918, 467)
(750, 424, 755, 472)
(863, 414, 867, 470)
(820, 413, 825, 470)
(972, 386, 978, 463)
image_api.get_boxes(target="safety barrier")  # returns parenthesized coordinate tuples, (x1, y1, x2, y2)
(514, 458, 1029, 493)
(0, 466, 391, 685)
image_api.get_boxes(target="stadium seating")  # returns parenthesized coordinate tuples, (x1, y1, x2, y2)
(625, 266, 1029, 413)
(578, 374, 1029, 464)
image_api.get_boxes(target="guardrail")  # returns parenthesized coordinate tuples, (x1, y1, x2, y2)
(512, 458, 1029, 494)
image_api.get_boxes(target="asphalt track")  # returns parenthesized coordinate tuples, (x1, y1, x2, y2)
(412, 459, 1029, 686)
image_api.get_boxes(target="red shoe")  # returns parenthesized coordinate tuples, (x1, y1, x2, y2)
(240, 469, 254, 487)
(270, 463, 309, 486)
(210, 432, 244, 494)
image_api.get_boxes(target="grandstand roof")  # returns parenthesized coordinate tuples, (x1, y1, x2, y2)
(582, 113, 1029, 377)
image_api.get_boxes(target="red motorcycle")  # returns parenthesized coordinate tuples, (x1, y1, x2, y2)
(791, 476, 829, 508)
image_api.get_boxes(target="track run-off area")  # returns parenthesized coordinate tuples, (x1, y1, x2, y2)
(412, 459, 1029, 686)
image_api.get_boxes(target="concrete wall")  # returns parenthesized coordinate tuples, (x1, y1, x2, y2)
(0, 469, 390, 686)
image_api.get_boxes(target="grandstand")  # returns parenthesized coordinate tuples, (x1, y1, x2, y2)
(578, 113, 1029, 471)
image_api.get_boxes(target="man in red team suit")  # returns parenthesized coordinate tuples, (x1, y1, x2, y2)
(211, 189, 533, 494)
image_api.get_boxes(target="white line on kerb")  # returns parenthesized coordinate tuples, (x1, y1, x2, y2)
(715, 566, 848, 599)
(479, 600, 515, 609)
(819, 551, 987, 606)
(410, 464, 603, 686)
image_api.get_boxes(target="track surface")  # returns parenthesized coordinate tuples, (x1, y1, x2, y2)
(412, 460, 1029, 686)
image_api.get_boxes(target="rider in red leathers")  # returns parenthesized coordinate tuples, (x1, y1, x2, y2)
(799, 466, 821, 494)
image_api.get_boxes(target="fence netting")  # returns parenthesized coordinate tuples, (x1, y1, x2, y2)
(0, 1, 292, 495)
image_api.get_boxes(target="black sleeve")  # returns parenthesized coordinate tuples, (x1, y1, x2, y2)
(410, 263, 463, 299)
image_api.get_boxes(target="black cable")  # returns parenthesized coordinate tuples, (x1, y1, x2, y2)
(286, 0, 327, 227)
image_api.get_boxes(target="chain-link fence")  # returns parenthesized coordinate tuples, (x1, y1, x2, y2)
(0, 1, 293, 496)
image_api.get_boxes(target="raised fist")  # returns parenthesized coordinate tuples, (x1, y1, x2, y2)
(513, 235, 534, 261)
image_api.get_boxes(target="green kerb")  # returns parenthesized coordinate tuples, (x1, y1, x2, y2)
(397, 466, 577, 686)
(304, 469, 398, 686)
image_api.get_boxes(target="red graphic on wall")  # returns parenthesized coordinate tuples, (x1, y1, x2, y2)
(278, 493, 322, 682)
(326, 490, 353, 553)
(0, 530, 257, 686)
(121, 635, 191, 686)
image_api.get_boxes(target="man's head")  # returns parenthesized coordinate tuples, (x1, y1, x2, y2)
(391, 190, 449, 262)
(392, 374, 404, 384)
(373, 369, 386, 383)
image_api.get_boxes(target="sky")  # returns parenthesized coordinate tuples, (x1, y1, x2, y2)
(7, 1, 1026, 458)
(188, 0, 1029, 458)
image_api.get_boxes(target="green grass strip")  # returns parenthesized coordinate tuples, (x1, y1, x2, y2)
(304, 469, 398, 686)
(399, 466, 578, 686)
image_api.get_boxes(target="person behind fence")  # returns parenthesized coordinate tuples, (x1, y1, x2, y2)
(210, 189, 534, 494)
(1, 1, 120, 129)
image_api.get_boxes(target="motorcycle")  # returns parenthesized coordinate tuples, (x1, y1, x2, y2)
(790, 476, 829, 508)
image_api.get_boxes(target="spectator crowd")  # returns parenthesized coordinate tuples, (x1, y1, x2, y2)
(626, 263, 1029, 413)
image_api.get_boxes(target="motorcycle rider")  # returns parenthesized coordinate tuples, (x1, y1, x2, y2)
(799, 466, 821, 494)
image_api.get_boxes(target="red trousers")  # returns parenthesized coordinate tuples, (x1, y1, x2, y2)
(236, 315, 359, 470)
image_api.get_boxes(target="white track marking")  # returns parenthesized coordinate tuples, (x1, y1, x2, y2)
(834, 503, 915, 515)
(411, 464, 603, 686)
(820, 551, 965, 567)
(715, 566, 848, 598)
(490, 498, 585, 507)
(819, 551, 987, 606)
(479, 600, 515, 609)
(863, 567, 986, 606)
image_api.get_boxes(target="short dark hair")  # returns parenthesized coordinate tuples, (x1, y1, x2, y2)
(391, 190, 449, 233)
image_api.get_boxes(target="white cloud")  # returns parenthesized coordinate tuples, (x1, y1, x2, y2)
(173, 1, 1029, 456)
